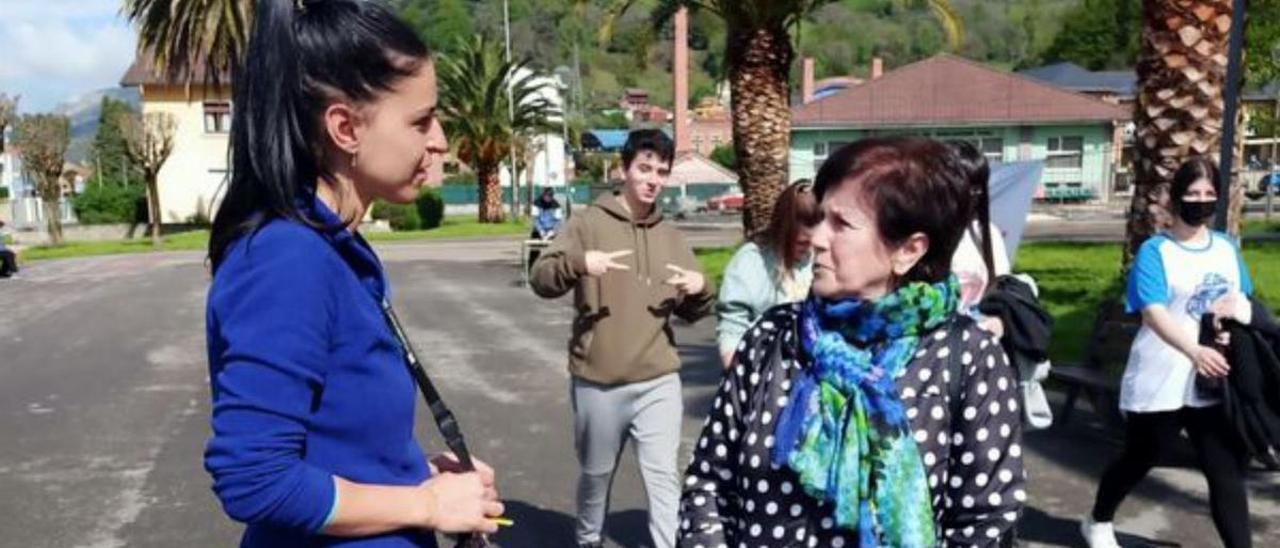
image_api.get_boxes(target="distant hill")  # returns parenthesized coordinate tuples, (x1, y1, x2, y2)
(54, 87, 141, 164)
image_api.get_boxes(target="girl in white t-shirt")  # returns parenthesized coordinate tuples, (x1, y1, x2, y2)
(1081, 157, 1254, 548)
(947, 142, 1011, 332)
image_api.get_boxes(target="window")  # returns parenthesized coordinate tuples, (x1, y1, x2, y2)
(204, 102, 232, 133)
(980, 138, 1004, 163)
(1046, 136, 1084, 169)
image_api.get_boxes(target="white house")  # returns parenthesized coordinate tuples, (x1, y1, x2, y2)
(120, 54, 233, 224)
(499, 67, 568, 190)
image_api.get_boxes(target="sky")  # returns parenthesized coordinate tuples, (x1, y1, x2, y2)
(1, 0, 139, 114)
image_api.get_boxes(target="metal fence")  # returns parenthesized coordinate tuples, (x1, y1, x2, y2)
(9, 197, 77, 230)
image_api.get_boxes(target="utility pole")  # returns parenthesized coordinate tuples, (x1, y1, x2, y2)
(1213, 0, 1246, 230)
(504, 0, 519, 219)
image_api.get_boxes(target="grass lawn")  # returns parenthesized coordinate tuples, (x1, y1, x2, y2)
(18, 216, 529, 263)
(19, 230, 211, 262)
(698, 240, 1280, 365)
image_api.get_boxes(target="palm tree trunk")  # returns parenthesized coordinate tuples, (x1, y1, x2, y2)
(1125, 0, 1239, 267)
(726, 24, 793, 237)
(477, 167, 505, 223)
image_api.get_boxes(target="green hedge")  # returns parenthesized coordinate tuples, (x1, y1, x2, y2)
(415, 188, 445, 229)
(0, 186, 9, 200)
(72, 184, 146, 224)
(371, 200, 421, 231)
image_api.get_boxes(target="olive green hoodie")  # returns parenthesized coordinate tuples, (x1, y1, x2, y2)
(530, 191, 715, 385)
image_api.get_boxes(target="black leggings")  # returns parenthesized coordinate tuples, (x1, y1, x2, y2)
(0, 250, 16, 277)
(1091, 406, 1251, 548)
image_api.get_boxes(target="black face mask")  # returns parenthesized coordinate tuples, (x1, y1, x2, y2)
(1178, 200, 1217, 226)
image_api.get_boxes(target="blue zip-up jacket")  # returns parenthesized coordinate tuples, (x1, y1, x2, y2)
(205, 198, 436, 547)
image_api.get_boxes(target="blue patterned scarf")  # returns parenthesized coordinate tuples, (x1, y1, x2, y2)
(772, 276, 960, 547)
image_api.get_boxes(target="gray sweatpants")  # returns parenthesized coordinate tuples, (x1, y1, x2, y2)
(571, 372, 682, 548)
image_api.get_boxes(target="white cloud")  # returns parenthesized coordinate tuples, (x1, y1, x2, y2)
(4, 0, 125, 21)
(0, 1, 137, 112)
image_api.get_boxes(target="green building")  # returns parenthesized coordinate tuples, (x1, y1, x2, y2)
(790, 55, 1130, 201)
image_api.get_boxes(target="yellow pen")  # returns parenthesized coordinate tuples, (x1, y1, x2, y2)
(490, 517, 514, 527)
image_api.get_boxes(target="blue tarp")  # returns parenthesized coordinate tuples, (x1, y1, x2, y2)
(987, 160, 1045, 259)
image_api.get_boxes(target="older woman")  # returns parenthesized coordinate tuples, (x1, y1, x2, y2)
(678, 138, 1025, 547)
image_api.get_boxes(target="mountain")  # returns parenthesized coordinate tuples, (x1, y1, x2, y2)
(54, 87, 141, 164)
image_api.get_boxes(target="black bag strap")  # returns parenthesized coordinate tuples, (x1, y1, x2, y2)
(945, 315, 975, 423)
(379, 298, 475, 472)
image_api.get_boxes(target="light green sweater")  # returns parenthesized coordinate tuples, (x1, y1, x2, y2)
(715, 241, 813, 355)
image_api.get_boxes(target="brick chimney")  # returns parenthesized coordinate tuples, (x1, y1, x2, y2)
(871, 57, 884, 80)
(802, 57, 815, 104)
(673, 6, 691, 154)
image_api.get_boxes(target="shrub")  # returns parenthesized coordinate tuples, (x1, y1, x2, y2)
(72, 184, 145, 224)
(415, 187, 445, 229)
(371, 200, 421, 231)
(0, 186, 9, 200)
(442, 173, 477, 186)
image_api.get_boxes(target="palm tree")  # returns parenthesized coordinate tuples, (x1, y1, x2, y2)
(437, 36, 560, 223)
(122, 0, 249, 83)
(603, 0, 961, 236)
(1124, 1, 1240, 266)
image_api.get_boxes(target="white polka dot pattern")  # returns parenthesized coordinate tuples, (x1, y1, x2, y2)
(677, 306, 1025, 547)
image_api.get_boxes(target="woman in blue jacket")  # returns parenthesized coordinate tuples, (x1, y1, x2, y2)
(204, 1, 502, 545)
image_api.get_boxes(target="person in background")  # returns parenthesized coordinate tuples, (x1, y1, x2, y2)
(0, 220, 17, 278)
(529, 187, 563, 265)
(679, 138, 1024, 547)
(715, 181, 821, 367)
(530, 129, 715, 548)
(1081, 157, 1253, 548)
(203, 1, 501, 546)
(948, 141, 1010, 335)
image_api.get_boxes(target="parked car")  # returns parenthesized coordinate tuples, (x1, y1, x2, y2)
(703, 190, 745, 213)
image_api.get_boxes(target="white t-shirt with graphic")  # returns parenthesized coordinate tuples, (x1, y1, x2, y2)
(1122, 231, 1254, 412)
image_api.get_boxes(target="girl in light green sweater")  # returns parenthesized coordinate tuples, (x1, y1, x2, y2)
(716, 181, 823, 367)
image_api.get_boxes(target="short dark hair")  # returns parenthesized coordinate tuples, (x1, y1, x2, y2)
(1171, 156, 1220, 209)
(209, 0, 430, 271)
(814, 137, 972, 285)
(621, 129, 675, 169)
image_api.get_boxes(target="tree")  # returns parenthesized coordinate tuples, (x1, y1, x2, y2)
(1125, 1, 1239, 266)
(710, 143, 736, 170)
(399, 0, 475, 53)
(605, 0, 961, 236)
(0, 93, 17, 155)
(437, 35, 560, 223)
(119, 111, 178, 247)
(92, 97, 142, 186)
(14, 115, 71, 244)
(1041, 0, 1138, 70)
(123, 0, 248, 83)
(0, 93, 18, 192)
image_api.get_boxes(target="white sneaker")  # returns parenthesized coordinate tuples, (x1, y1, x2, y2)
(1080, 517, 1121, 548)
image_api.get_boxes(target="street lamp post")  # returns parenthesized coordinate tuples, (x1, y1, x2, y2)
(504, 0, 519, 220)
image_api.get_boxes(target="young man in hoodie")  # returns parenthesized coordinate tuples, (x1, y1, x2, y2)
(530, 129, 715, 548)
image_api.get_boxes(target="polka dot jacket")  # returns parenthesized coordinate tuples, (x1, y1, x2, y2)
(678, 304, 1026, 547)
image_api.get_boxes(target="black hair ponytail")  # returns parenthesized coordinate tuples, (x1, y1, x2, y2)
(209, 0, 429, 271)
